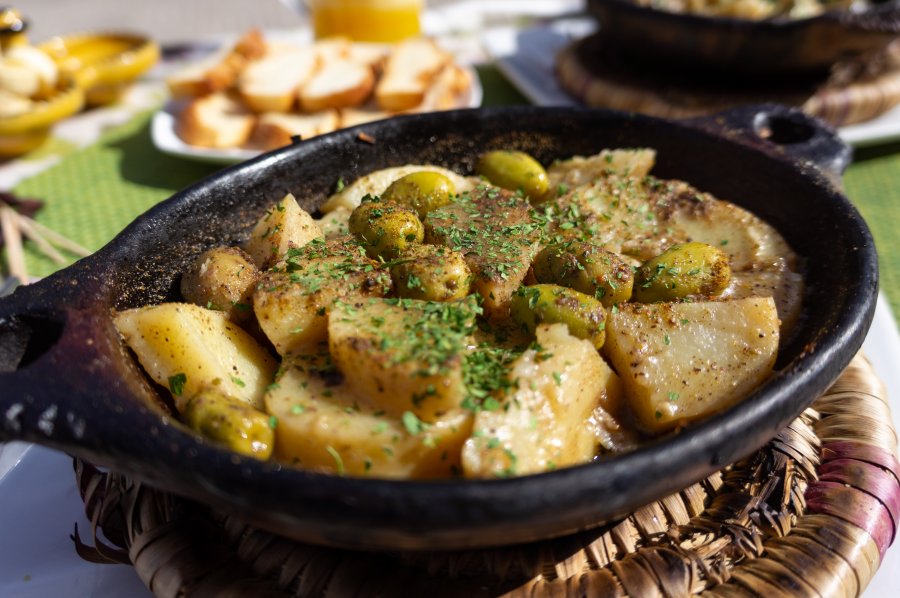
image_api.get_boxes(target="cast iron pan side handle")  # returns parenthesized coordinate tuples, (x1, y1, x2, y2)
(685, 104, 852, 184)
(0, 280, 65, 378)
(0, 284, 113, 449)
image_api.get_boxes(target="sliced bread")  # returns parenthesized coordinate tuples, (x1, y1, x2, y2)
(250, 110, 340, 150)
(239, 46, 319, 113)
(176, 92, 256, 148)
(375, 38, 451, 111)
(346, 42, 390, 72)
(166, 50, 229, 98)
(298, 59, 375, 112)
(416, 63, 472, 112)
(312, 37, 352, 64)
(166, 29, 267, 98)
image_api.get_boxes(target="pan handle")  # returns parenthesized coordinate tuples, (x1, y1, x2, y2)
(0, 282, 127, 452)
(685, 104, 852, 185)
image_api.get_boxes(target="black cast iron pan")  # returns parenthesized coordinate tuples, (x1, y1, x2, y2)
(0, 105, 877, 551)
(587, 0, 900, 75)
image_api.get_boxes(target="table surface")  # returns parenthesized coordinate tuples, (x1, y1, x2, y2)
(2, 1, 899, 596)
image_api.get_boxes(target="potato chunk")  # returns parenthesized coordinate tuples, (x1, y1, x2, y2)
(315, 205, 351, 239)
(253, 237, 392, 355)
(602, 297, 779, 433)
(725, 267, 803, 337)
(425, 186, 541, 318)
(462, 324, 611, 478)
(547, 176, 681, 263)
(548, 148, 657, 188)
(113, 303, 277, 411)
(265, 355, 473, 478)
(244, 193, 324, 269)
(179, 246, 259, 323)
(328, 297, 477, 422)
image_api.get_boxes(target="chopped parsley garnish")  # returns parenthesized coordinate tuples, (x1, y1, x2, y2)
(334, 298, 480, 381)
(406, 273, 423, 290)
(462, 344, 518, 412)
(482, 397, 501, 411)
(168, 373, 187, 396)
(402, 411, 428, 435)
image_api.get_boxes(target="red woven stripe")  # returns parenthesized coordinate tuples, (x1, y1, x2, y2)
(818, 459, 900, 538)
(820, 442, 900, 487)
(805, 482, 893, 559)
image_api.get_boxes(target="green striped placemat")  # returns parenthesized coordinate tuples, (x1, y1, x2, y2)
(844, 143, 900, 318)
(12, 109, 219, 278)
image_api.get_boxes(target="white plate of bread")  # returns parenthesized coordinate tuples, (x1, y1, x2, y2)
(152, 30, 482, 164)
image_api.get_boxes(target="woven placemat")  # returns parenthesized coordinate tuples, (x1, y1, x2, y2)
(71, 352, 899, 597)
(556, 34, 900, 128)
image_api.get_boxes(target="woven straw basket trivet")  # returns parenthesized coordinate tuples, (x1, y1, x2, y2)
(72, 353, 899, 597)
(556, 34, 900, 127)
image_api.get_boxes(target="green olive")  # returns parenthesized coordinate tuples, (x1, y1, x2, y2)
(348, 198, 424, 260)
(390, 244, 472, 301)
(183, 389, 274, 459)
(533, 242, 633, 307)
(476, 150, 550, 203)
(381, 171, 457, 219)
(633, 242, 731, 303)
(510, 284, 607, 349)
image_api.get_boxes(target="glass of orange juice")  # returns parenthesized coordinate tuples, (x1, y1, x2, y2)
(307, 0, 423, 43)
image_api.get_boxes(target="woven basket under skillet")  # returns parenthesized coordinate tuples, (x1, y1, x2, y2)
(72, 353, 899, 597)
